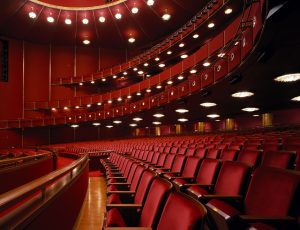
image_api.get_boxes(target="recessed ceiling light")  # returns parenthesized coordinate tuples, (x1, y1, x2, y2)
(123, 72, 127, 75)
(47, 16, 54, 23)
(155, 57, 160, 61)
(117, 97, 122, 101)
(291, 96, 300, 101)
(190, 69, 197, 74)
(108, 100, 112, 104)
(136, 92, 141, 96)
(51, 108, 56, 111)
(153, 113, 164, 118)
(179, 43, 185, 48)
(176, 109, 189, 113)
(207, 114, 220, 118)
(93, 123, 101, 126)
(75, 106, 80, 109)
(181, 54, 188, 59)
(79, 82, 83, 86)
(218, 53, 225, 57)
(147, 0, 155, 6)
(102, 78, 106, 82)
(64, 107, 68, 110)
(106, 125, 113, 128)
(97, 102, 102, 106)
(253, 114, 260, 117)
(146, 74, 151, 77)
(215, 119, 221, 121)
(159, 63, 165, 68)
(153, 121, 161, 125)
(193, 34, 199, 39)
(83, 40, 90, 45)
(274, 73, 300, 82)
(115, 13, 122, 20)
(146, 88, 152, 92)
(144, 63, 149, 67)
(225, 8, 233, 14)
(113, 75, 117, 79)
(177, 75, 184, 80)
(167, 80, 173, 85)
(242, 107, 259, 112)
(87, 104, 91, 107)
(71, 124, 79, 128)
(65, 19, 72, 25)
(29, 12, 37, 19)
(128, 37, 135, 43)
(133, 117, 143, 121)
(156, 85, 162, 89)
(131, 7, 139, 14)
(232, 91, 254, 98)
(99, 16, 106, 23)
(162, 14, 171, 21)
(208, 22, 215, 28)
(130, 124, 137, 127)
(82, 18, 89, 24)
(68, 117, 72, 120)
(200, 102, 217, 107)
(90, 80, 95, 84)
(113, 120, 122, 124)
(178, 118, 188, 122)
(127, 95, 132, 99)
(203, 62, 211, 67)
(167, 50, 172, 55)
(133, 68, 138, 71)
(235, 41, 239, 46)
(138, 70, 144, 75)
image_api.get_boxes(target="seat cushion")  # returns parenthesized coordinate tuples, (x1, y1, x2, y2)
(107, 194, 122, 204)
(106, 208, 127, 227)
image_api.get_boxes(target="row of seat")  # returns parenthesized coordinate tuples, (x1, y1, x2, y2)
(100, 151, 300, 229)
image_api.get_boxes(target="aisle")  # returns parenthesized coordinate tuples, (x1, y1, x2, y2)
(74, 175, 107, 229)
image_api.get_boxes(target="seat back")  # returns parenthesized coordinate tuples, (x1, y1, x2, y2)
(186, 148, 196, 156)
(151, 152, 160, 164)
(156, 153, 167, 167)
(145, 151, 154, 163)
(156, 192, 206, 230)
(170, 155, 186, 173)
(194, 148, 207, 158)
(129, 165, 145, 191)
(214, 161, 250, 196)
(134, 170, 156, 204)
(245, 167, 300, 216)
(139, 178, 173, 227)
(261, 150, 296, 169)
(127, 163, 138, 184)
(219, 149, 238, 161)
(177, 147, 187, 155)
(170, 147, 178, 154)
(181, 157, 202, 177)
(206, 149, 221, 159)
(195, 159, 220, 184)
(237, 150, 261, 167)
(163, 154, 176, 169)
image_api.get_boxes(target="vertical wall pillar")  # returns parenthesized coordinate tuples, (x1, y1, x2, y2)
(196, 122, 205, 133)
(135, 128, 140, 137)
(176, 124, 182, 135)
(262, 113, 273, 127)
(225, 118, 234, 131)
(155, 127, 161, 136)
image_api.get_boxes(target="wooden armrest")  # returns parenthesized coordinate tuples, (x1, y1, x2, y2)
(106, 203, 142, 210)
(202, 195, 243, 201)
(239, 215, 296, 222)
(107, 190, 136, 195)
(107, 177, 126, 180)
(105, 228, 152, 230)
(108, 173, 123, 176)
(183, 183, 213, 188)
(107, 183, 130, 186)
(171, 176, 194, 180)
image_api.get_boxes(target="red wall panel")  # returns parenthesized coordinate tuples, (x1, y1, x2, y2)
(24, 42, 50, 102)
(76, 46, 99, 76)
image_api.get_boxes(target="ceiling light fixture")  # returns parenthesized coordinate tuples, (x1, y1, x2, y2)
(146, 88, 151, 92)
(190, 69, 197, 74)
(131, 7, 139, 14)
(179, 43, 185, 48)
(65, 19, 72, 25)
(232, 91, 254, 98)
(113, 120, 122, 124)
(138, 70, 144, 75)
(167, 80, 173, 85)
(97, 102, 102, 106)
(51, 108, 56, 111)
(106, 125, 113, 128)
(203, 62, 211, 67)
(93, 123, 101, 126)
(75, 106, 80, 109)
(178, 118, 188, 122)
(123, 72, 127, 75)
(127, 95, 132, 99)
(193, 34, 199, 39)
(47, 16, 54, 23)
(91, 80, 95, 84)
(208, 22, 215, 28)
(128, 37, 135, 43)
(64, 107, 68, 110)
(291, 96, 300, 101)
(87, 104, 91, 108)
(153, 113, 164, 118)
(130, 124, 137, 127)
(99, 16, 106, 23)
(225, 8, 233, 14)
(133, 68, 138, 71)
(253, 114, 260, 117)
(29, 12, 37, 19)
(207, 114, 220, 118)
(155, 57, 160, 61)
(242, 107, 259, 112)
(274, 73, 300, 82)
(71, 124, 79, 128)
(156, 84, 162, 89)
(115, 13, 122, 20)
(153, 121, 161, 125)
(108, 100, 112, 104)
(159, 63, 165, 68)
(167, 50, 172, 55)
(117, 97, 122, 101)
(176, 109, 189, 113)
(218, 53, 225, 57)
(144, 63, 149, 67)
(82, 18, 89, 24)
(200, 102, 217, 107)
(101, 78, 106, 82)
(83, 39, 90, 45)
(162, 14, 171, 21)
(133, 117, 143, 121)
(147, 0, 155, 6)
(136, 92, 141, 96)
(177, 75, 184, 80)
(79, 82, 83, 86)
(181, 54, 188, 59)
(113, 75, 117, 79)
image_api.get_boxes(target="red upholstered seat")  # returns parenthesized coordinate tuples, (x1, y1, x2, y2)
(261, 150, 295, 169)
(156, 192, 207, 230)
(194, 148, 207, 158)
(186, 147, 196, 156)
(237, 149, 261, 167)
(206, 149, 221, 159)
(219, 149, 239, 161)
(206, 167, 300, 229)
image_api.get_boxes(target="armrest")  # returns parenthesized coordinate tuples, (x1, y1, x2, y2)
(107, 190, 136, 195)
(106, 203, 142, 210)
(182, 183, 213, 188)
(171, 176, 194, 180)
(239, 215, 296, 222)
(202, 195, 243, 201)
(107, 177, 126, 180)
(107, 183, 131, 186)
(108, 172, 123, 176)
(105, 228, 152, 230)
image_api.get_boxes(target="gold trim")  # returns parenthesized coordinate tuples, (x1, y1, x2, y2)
(29, 0, 127, 11)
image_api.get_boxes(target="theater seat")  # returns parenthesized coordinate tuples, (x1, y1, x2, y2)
(261, 150, 296, 169)
(206, 167, 300, 230)
(237, 149, 262, 167)
(219, 149, 239, 161)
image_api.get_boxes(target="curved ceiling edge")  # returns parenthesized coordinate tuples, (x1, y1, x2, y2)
(29, 0, 127, 10)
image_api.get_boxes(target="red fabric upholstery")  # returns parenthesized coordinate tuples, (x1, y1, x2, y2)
(219, 149, 238, 161)
(194, 148, 207, 158)
(206, 149, 221, 159)
(206, 199, 240, 218)
(237, 149, 261, 167)
(186, 148, 196, 156)
(250, 223, 277, 230)
(261, 151, 295, 169)
(106, 208, 127, 227)
(187, 185, 209, 198)
(156, 192, 206, 230)
(181, 157, 201, 177)
(244, 167, 300, 216)
(177, 147, 187, 155)
(134, 170, 156, 204)
(195, 159, 220, 185)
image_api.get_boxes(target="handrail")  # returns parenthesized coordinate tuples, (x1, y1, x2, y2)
(0, 154, 88, 213)
(0, 153, 51, 168)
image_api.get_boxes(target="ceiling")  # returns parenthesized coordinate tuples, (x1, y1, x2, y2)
(0, 0, 210, 48)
